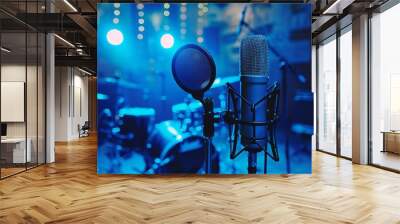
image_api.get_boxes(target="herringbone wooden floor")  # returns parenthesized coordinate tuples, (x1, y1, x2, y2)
(1, 136, 400, 224)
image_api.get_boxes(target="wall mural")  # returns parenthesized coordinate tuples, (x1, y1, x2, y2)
(97, 3, 312, 174)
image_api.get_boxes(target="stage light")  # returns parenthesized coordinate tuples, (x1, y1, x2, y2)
(197, 36, 204, 43)
(137, 34, 144, 40)
(160, 34, 174, 49)
(163, 11, 170, 16)
(113, 18, 119, 24)
(138, 11, 144, 17)
(114, 3, 120, 8)
(138, 18, 144, 24)
(137, 4, 144, 10)
(138, 25, 145, 32)
(107, 29, 124, 45)
(114, 10, 120, 16)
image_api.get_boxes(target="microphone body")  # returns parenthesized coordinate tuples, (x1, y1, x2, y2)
(239, 35, 269, 173)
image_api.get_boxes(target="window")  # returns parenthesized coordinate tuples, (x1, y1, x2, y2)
(339, 28, 352, 158)
(317, 36, 337, 154)
(370, 3, 400, 171)
(0, 1, 47, 179)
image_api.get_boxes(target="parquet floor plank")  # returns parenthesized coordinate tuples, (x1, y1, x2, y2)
(1, 135, 400, 223)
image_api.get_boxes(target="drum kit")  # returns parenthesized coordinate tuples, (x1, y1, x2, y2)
(98, 75, 239, 174)
(146, 120, 219, 174)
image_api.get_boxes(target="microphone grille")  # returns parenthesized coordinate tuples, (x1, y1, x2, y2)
(240, 35, 268, 77)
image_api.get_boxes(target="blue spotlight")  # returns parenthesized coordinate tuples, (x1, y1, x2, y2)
(160, 33, 174, 49)
(107, 29, 124, 45)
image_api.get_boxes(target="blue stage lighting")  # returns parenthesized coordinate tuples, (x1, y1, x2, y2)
(107, 29, 124, 45)
(160, 33, 174, 49)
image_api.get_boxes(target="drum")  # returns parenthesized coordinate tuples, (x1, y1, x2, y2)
(188, 101, 203, 130)
(171, 101, 203, 133)
(146, 120, 219, 174)
(116, 107, 155, 149)
(98, 142, 148, 174)
(172, 102, 192, 131)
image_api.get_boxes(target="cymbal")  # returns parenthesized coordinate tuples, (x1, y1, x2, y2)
(98, 77, 141, 90)
(211, 75, 240, 89)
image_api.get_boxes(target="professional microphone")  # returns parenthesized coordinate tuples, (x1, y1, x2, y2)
(240, 35, 269, 174)
(237, 5, 248, 35)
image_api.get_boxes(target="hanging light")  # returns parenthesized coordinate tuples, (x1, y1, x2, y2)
(160, 33, 174, 49)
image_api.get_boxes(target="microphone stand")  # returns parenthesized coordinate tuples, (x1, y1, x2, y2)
(202, 98, 214, 174)
(193, 94, 215, 174)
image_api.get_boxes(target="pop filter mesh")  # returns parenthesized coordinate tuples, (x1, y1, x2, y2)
(240, 35, 268, 77)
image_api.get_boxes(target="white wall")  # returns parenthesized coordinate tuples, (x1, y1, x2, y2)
(1, 65, 26, 139)
(1, 65, 41, 137)
(55, 67, 69, 141)
(72, 73, 89, 138)
(1, 82, 25, 122)
(1, 65, 26, 81)
(54, 67, 89, 141)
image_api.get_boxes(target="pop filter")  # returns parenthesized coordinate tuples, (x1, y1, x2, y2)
(171, 44, 216, 174)
(171, 44, 216, 100)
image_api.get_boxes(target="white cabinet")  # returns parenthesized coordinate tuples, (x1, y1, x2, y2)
(1, 138, 32, 163)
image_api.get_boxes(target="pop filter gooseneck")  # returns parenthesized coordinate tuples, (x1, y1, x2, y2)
(171, 44, 216, 174)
